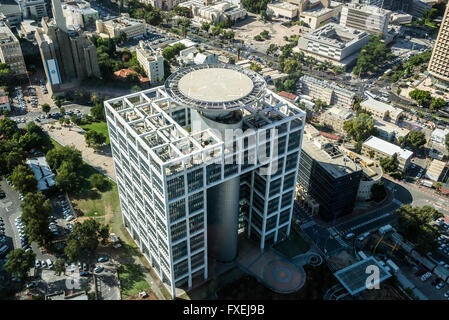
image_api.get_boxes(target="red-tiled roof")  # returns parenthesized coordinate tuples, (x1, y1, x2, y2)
(0, 96, 8, 104)
(278, 91, 297, 101)
(114, 68, 150, 83)
(319, 131, 340, 140)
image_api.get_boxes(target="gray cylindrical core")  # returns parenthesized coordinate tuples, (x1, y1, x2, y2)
(207, 176, 240, 262)
(191, 109, 242, 262)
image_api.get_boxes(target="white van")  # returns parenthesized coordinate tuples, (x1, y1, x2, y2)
(46, 259, 53, 267)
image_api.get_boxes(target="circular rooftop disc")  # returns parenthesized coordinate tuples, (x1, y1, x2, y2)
(164, 64, 267, 113)
(178, 68, 254, 103)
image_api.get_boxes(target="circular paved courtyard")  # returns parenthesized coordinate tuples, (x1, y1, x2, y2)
(263, 259, 306, 294)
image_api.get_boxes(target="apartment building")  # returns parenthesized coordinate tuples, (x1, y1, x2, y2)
(16, 0, 48, 19)
(299, 74, 356, 109)
(0, 22, 26, 75)
(104, 64, 306, 297)
(362, 136, 413, 172)
(96, 16, 146, 39)
(428, 3, 449, 89)
(296, 23, 370, 68)
(136, 41, 164, 84)
(374, 118, 410, 142)
(319, 106, 355, 134)
(340, 3, 391, 36)
(360, 98, 404, 123)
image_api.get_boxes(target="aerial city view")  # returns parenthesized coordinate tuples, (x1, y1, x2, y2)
(1, 0, 449, 307)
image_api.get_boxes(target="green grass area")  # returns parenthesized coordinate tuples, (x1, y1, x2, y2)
(273, 230, 310, 259)
(80, 122, 110, 144)
(117, 264, 150, 299)
(49, 138, 63, 149)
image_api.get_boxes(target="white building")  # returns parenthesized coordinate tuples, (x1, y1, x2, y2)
(425, 159, 446, 181)
(136, 41, 165, 84)
(62, 1, 99, 30)
(179, 0, 247, 23)
(296, 23, 370, 68)
(267, 2, 298, 20)
(340, 3, 391, 36)
(19, 19, 39, 41)
(362, 136, 413, 172)
(178, 46, 219, 65)
(16, 0, 47, 20)
(360, 98, 404, 123)
(299, 1, 343, 30)
(374, 119, 409, 142)
(104, 64, 305, 297)
(431, 128, 449, 146)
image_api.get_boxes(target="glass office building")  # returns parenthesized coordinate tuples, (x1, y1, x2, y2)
(104, 64, 306, 297)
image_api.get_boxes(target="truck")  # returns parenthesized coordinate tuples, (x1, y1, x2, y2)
(379, 224, 393, 235)
(421, 180, 433, 188)
(386, 259, 400, 273)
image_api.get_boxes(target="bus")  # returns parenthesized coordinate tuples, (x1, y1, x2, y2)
(365, 91, 377, 100)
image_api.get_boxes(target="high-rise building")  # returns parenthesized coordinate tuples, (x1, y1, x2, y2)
(340, 3, 391, 36)
(104, 64, 305, 297)
(0, 21, 27, 75)
(428, 3, 449, 89)
(297, 125, 362, 221)
(35, 0, 100, 95)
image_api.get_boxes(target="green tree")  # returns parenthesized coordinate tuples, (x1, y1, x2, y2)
(434, 182, 442, 194)
(397, 205, 442, 254)
(343, 113, 376, 142)
(46, 146, 83, 172)
(201, 22, 210, 33)
(409, 89, 431, 107)
(84, 130, 106, 150)
(405, 130, 426, 150)
(430, 97, 446, 111)
(69, 219, 104, 252)
(371, 181, 386, 202)
(54, 258, 66, 276)
(249, 62, 262, 73)
(380, 155, 399, 173)
(353, 35, 390, 76)
(21, 192, 52, 247)
(90, 173, 107, 190)
(99, 224, 110, 245)
(162, 43, 186, 61)
(0, 118, 20, 139)
(4, 249, 35, 279)
(10, 165, 37, 194)
(65, 238, 81, 262)
(41, 103, 51, 114)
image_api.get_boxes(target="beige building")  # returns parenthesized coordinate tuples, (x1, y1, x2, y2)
(142, 0, 187, 11)
(0, 22, 26, 75)
(267, 2, 299, 20)
(362, 136, 413, 172)
(360, 98, 404, 123)
(319, 106, 354, 134)
(136, 41, 164, 84)
(299, 1, 342, 30)
(299, 74, 356, 109)
(428, 4, 449, 88)
(374, 118, 409, 142)
(96, 16, 146, 39)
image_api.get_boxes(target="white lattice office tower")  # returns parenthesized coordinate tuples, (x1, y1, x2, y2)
(428, 3, 449, 87)
(104, 64, 306, 297)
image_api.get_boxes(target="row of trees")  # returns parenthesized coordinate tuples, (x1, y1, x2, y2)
(409, 89, 446, 111)
(353, 35, 390, 77)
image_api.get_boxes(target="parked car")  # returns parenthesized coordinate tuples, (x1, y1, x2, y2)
(97, 256, 108, 262)
(94, 265, 104, 273)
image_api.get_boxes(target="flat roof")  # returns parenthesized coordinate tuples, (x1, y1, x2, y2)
(301, 135, 362, 179)
(360, 98, 403, 117)
(164, 64, 267, 112)
(334, 257, 392, 295)
(374, 119, 410, 137)
(363, 136, 413, 160)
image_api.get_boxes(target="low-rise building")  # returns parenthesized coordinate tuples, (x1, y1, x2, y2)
(19, 19, 39, 41)
(144, 0, 187, 11)
(340, 3, 391, 36)
(179, 0, 247, 24)
(113, 68, 150, 87)
(299, 74, 356, 109)
(431, 127, 449, 145)
(136, 41, 164, 83)
(16, 0, 48, 20)
(299, 1, 343, 30)
(62, 0, 99, 29)
(0, 22, 26, 75)
(26, 156, 56, 192)
(0, 0, 22, 26)
(296, 23, 370, 68)
(267, 1, 298, 20)
(0, 95, 10, 112)
(390, 12, 413, 25)
(96, 16, 146, 39)
(374, 119, 409, 142)
(362, 136, 413, 172)
(319, 106, 354, 134)
(425, 159, 446, 181)
(178, 46, 219, 65)
(360, 98, 404, 123)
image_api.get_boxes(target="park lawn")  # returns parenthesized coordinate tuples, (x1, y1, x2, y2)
(273, 230, 310, 259)
(49, 137, 63, 149)
(80, 122, 110, 144)
(117, 264, 150, 299)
